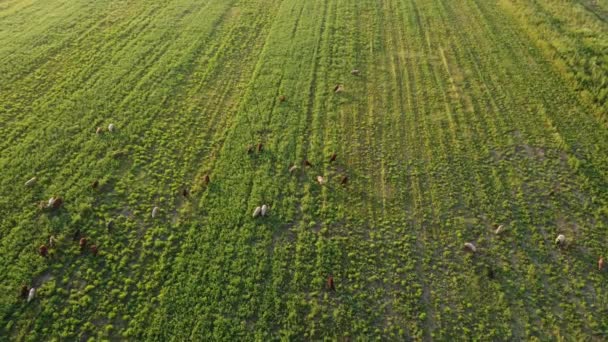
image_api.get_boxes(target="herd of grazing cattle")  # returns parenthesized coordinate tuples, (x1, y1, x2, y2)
(20, 116, 351, 300)
(18, 78, 605, 302)
(462, 226, 604, 276)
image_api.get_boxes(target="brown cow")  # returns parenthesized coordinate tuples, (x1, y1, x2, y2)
(79, 238, 87, 251)
(92, 180, 99, 189)
(329, 153, 337, 163)
(39, 245, 48, 257)
(341, 176, 349, 185)
(599, 256, 604, 271)
(327, 276, 336, 291)
(90, 245, 98, 256)
(204, 174, 210, 185)
(257, 143, 263, 153)
(20, 285, 29, 299)
(304, 160, 313, 167)
(182, 188, 189, 198)
(279, 95, 286, 102)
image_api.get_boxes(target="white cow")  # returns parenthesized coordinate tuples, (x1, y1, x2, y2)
(25, 177, 37, 187)
(464, 242, 476, 253)
(252, 206, 262, 218)
(27, 288, 36, 302)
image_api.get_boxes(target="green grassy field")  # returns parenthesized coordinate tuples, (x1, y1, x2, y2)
(1, 0, 607, 340)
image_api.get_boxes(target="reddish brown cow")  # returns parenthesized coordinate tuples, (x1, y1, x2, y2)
(304, 160, 313, 167)
(20, 285, 29, 299)
(599, 256, 604, 271)
(39, 245, 48, 257)
(279, 95, 286, 102)
(327, 276, 336, 291)
(341, 176, 349, 185)
(204, 174, 210, 185)
(92, 180, 99, 189)
(90, 245, 98, 256)
(329, 153, 337, 163)
(79, 238, 87, 251)
(257, 143, 263, 153)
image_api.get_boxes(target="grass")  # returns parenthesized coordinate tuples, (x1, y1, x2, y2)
(1, 0, 607, 340)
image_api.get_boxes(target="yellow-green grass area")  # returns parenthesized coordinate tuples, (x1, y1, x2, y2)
(1, 0, 607, 340)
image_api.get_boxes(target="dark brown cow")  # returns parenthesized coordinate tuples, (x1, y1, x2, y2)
(79, 238, 87, 251)
(73, 229, 81, 241)
(182, 188, 189, 198)
(329, 153, 337, 163)
(92, 180, 99, 189)
(247, 145, 254, 154)
(487, 267, 495, 280)
(341, 176, 349, 185)
(279, 95, 286, 102)
(204, 174, 210, 185)
(599, 256, 604, 271)
(90, 245, 98, 256)
(257, 143, 263, 153)
(20, 285, 29, 299)
(304, 160, 313, 167)
(51, 197, 63, 209)
(39, 245, 48, 258)
(327, 276, 335, 291)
